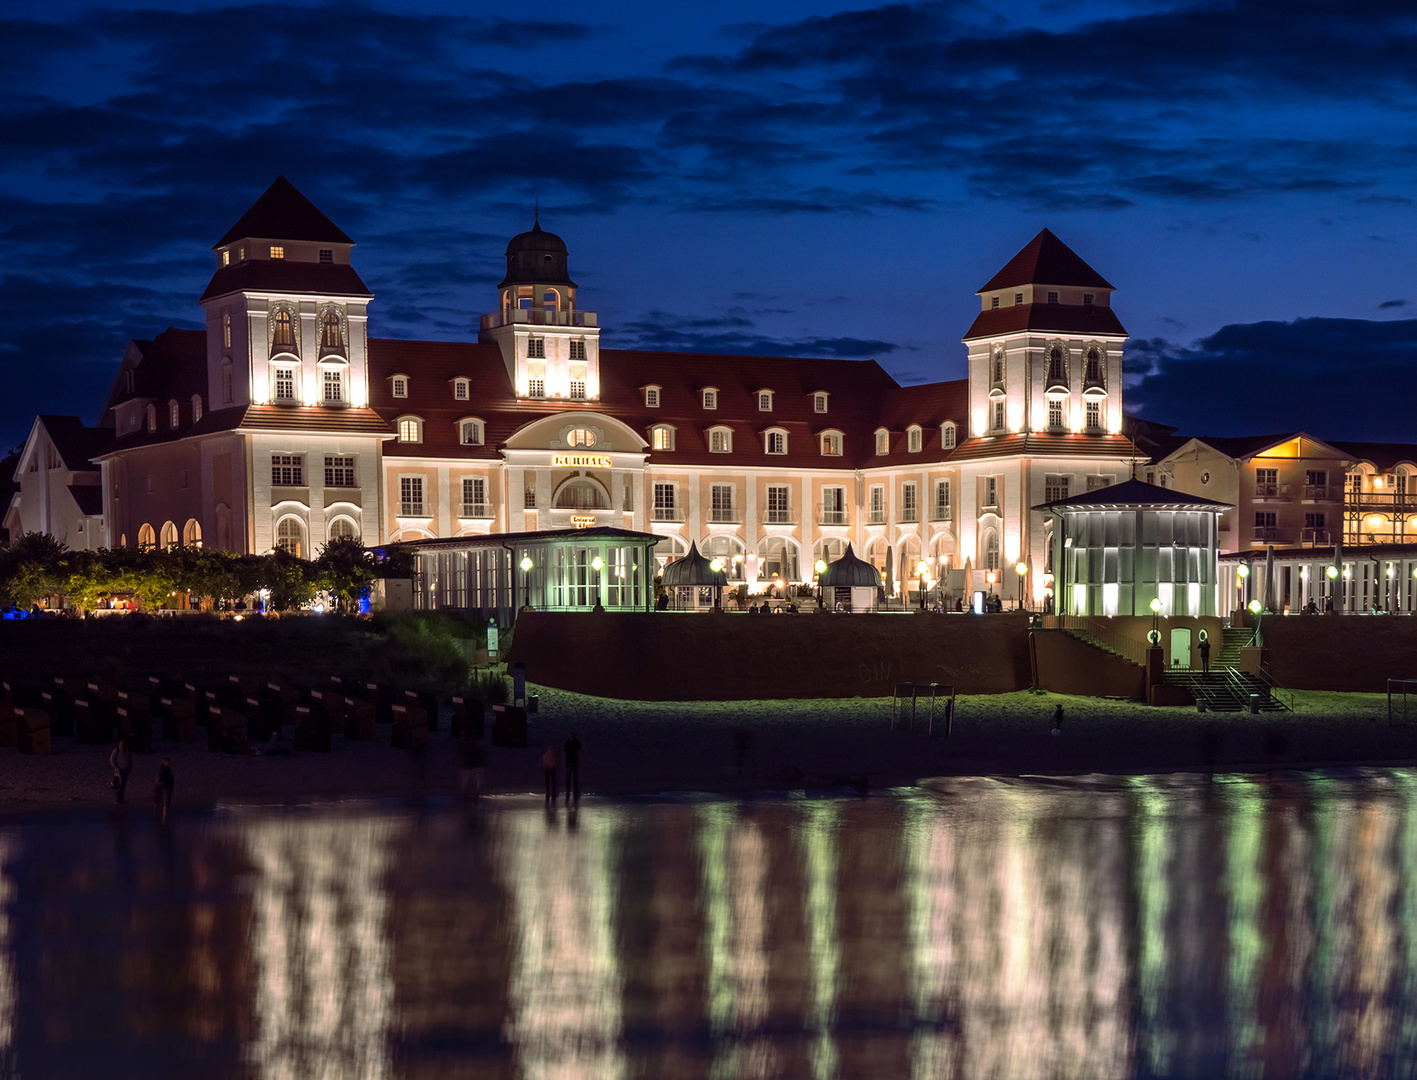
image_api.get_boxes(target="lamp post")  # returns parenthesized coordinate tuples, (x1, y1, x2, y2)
(1149, 595, 1162, 644)
(1236, 563, 1250, 613)
(591, 555, 604, 610)
(1326, 563, 1338, 611)
(1015, 561, 1028, 611)
(814, 558, 827, 608)
(915, 560, 928, 610)
(519, 554, 533, 610)
(1248, 598, 1263, 645)
(985, 569, 997, 611)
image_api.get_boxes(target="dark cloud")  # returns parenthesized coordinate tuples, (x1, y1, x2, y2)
(619, 310, 896, 359)
(1379, 299, 1407, 309)
(1128, 318, 1417, 442)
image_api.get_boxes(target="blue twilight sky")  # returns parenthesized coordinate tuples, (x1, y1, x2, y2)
(3, 0, 1417, 452)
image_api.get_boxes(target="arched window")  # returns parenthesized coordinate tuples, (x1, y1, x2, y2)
(876, 429, 890, 455)
(328, 517, 358, 543)
(320, 309, 344, 354)
(992, 348, 1004, 383)
(138, 523, 156, 550)
(554, 479, 609, 510)
(709, 426, 732, 453)
(272, 308, 296, 352)
(160, 521, 178, 550)
(275, 517, 304, 558)
(651, 425, 675, 451)
(191, 394, 203, 423)
(765, 429, 787, 455)
(985, 531, 1000, 572)
(1048, 346, 1066, 383)
(907, 425, 923, 453)
(397, 417, 422, 443)
(183, 519, 202, 547)
(221, 358, 234, 405)
(169, 400, 180, 428)
(543, 290, 559, 309)
(567, 427, 595, 447)
(460, 418, 485, 446)
(820, 430, 843, 456)
(941, 422, 956, 450)
(1085, 347, 1102, 384)
(146, 404, 157, 433)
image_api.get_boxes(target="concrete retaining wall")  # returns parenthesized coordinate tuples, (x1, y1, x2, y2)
(1030, 630, 1147, 700)
(1262, 616, 1417, 692)
(507, 610, 1032, 700)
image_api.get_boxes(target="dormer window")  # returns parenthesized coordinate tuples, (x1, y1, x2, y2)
(221, 250, 230, 267)
(645, 386, 660, 408)
(907, 426, 922, 453)
(146, 404, 157, 433)
(814, 392, 828, 413)
(941, 422, 956, 450)
(192, 394, 203, 423)
(453, 378, 470, 401)
(397, 416, 423, 443)
(758, 390, 773, 412)
(460, 418, 485, 445)
(392, 375, 408, 398)
(703, 388, 718, 410)
(875, 429, 889, 456)
(821, 431, 843, 456)
(169, 400, 180, 429)
(709, 427, 732, 453)
(651, 425, 676, 451)
(270, 245, 285, 259)
(765, 429, 787, 455)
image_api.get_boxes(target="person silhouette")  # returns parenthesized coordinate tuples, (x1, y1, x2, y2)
(563, 732, 582, 802)
(1051, 704, 1064, 736)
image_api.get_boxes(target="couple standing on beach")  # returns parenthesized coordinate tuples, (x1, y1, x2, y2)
(109, 741, 174, 815)
(543, 732, 581, 804)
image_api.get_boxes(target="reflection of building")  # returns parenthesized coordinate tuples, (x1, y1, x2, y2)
(10, 180, 1142, 608)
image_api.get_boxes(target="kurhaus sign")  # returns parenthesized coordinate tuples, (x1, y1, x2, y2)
(571, 515, 596, 529)
(552, 453, 612, 468)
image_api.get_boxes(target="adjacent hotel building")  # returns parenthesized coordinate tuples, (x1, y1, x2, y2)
(6, 178, 1143, 609)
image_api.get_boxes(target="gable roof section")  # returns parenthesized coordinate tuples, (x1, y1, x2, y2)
(963, 302, 1127, 340)
(199, 261, 373, 303)
(979, 229, 1115, 292)
(1035, 477, 1230, 511)
(1329, 440, 1417, 472)
(68, 484, 103, 516)
(215, 176, 354, 247)
(1161, 432, 1349, 465)
(37, 415, 112, 471)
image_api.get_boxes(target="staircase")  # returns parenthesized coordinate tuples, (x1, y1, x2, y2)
(1062, 626, 1143, 666)
(1164, 627, 1292, 712)
(1216, 627, 1251, 667)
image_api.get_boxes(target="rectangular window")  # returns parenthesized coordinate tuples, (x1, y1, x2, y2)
(1047, 290, 1058, 303)
(767, 485, 791, 524)
(1256, 467, 1278, 497)
(1045, 474, 1070, 503)
(570, 380, 586, 400)
(993, 400, 1005, 431)
(1014, 292, 1023, 305)
(454, 381, 469, 400)
(319, 249, 333, 263)
(991, 296, 1000, 309)
(1083, 293, 1094, 306)
(170, 401, 180, 428)
(392, 376, 408, 398)
(222, 250, 230, 267)
(1255, 511, 1276, 529)
(324, 456, 356, 487)
(822, 433, 842, 456)
(1048, 400, 1063, 429)
(179, 470, 189, 489)
(270, 245, 284, 259)
(985, 477, 998, 506)
(876, 430, 889, 455)
(934, 481, 951, 520)
(1306, 470, 1326, 486)
(711, 484, 735, 522)
(222, 312, 231, 349)
(527, 338, 545, 359)
(908, 428, 922, 452)
(462, 477, 487, 517)
(766, 431, 786, 454)
(223, 370, 234, 404)
(322, 369, 342, 402)
(527, 378, 545, 399)
(1087, 474, 1111, 491)
(710, 429, 731, 453)
(274, 367, 295, 401)
(941, 424, 956, 449)
(569, 339, 587, 360)
(645, 387, 660, 408)
(524, 488, 536, 509)
(758, 392, 772, 412)
(815, 393, 828, 413)
(653, 427, 674, 451)
(461, 420, 483, 445)
(869, 485, 885, 524)
(901, 482, 918, 522)
(821, 486, 846, 525)
(703, 389, 718, 410)
(653, 483, 677, 520)
(399, 476, 425, 516)
(271, 454, 303, 486)
(1305, 512, 1326, 529)
(1086, 401, 1101, 429)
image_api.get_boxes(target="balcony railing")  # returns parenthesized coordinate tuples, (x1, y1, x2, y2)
(817, 508, 848, 526)
(931, 506, 953, 522)
(1347, 490, 1417, 509)
(898, 508, 919, 524)
(399, 502, 426, 517)
(460, 503, 493, 519)
(867, 510, 886, 525)
(1252, 527, 1279, 543)
(1303, 485, 1329, 500)
(1301, 527, 1331, 545)
(763, 508, 796, 526)
(479, 308, 599, 330)
(1253, 483, 1288, 499)
(650, 507, 685, 522)
(708, 507, 740, 524)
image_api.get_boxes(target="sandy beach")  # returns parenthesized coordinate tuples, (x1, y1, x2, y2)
(0, 685, 1412, 816)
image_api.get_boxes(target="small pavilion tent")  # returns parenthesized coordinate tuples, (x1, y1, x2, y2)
(661, 542, 728, 610)
(819, 543, 883, 612)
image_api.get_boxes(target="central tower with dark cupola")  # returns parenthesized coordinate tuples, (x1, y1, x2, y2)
(478, 216, 601, 402)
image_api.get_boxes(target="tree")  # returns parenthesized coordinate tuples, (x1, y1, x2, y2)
(313, 537, 377, 614)
(0, 532, 68, 608)
(258, 548, 316, 611)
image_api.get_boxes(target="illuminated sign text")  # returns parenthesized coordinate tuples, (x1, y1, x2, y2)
(552, 453, 612, 468)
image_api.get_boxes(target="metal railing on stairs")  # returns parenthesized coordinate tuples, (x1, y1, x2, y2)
(1050, 615, 1151, 667)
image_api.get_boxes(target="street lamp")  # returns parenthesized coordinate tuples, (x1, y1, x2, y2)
(1015, 561, 1028, 611)
(519, 554, 533, 609)
(1326, 563, 1339, 611)
(916, 559, 929, 610)
(1148, 595, 1162, 644)
(1248, 598, 1263, 645)
(814, 558, 827, 608)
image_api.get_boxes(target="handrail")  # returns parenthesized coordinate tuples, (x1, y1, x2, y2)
(1053, 615, 1151, 667)
(1253, 662, 1295, 711)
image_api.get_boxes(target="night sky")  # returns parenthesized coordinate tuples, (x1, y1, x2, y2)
(4, 0, 1417, 454)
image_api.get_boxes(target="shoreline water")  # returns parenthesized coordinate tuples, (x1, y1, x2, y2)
(0, 686, 1410, 820)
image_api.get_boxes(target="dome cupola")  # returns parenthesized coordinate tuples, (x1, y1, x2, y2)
(498, 214, 576, 289)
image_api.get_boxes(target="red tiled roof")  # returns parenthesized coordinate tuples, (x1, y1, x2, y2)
(215, 176, 354, 247)
(963, 302, 1128, 340)
(978, 228, 1115, 292)
(199, 261, 373, 303)
(947, 432, 1140, 463)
